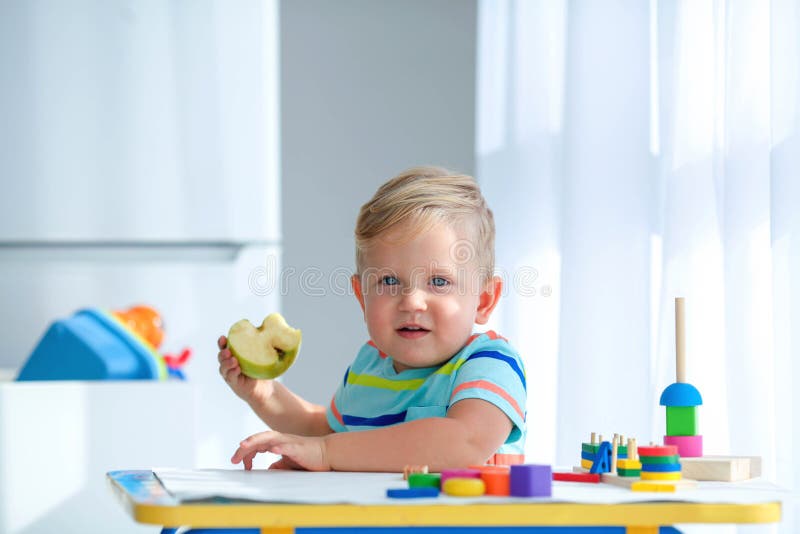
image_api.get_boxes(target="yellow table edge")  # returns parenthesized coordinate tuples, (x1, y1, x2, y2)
(107, 470, 782, 528)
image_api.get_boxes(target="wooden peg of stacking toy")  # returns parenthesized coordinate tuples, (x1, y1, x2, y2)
(660, 297, 704, 457)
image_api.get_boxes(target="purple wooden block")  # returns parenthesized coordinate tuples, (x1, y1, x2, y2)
(440, 468, 481, 485)
(510, 464, 552, 497)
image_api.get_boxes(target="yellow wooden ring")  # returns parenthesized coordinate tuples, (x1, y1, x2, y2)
(580, 459, 594, 469)
(641, 471, 682, 481)
(442, 477, 486, 497)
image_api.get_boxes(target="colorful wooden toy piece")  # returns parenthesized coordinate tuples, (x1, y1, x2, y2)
(666, 406, 699, 435)
(664, 434, 703, 457)
(510, 464, 552, 497)
(639, 454, 680, 464)
(387, 487, 440, 498)
(617, 468, 642, 477)
(616, 459, 642, 470)
(631, 482, 677, 493)
(641, 471, 683, 481)
(407, 473, 441, 489)
(641, 462, 682, 473)
(580, 459, 594, 470)
(442, 477, 486, 497)
(589, 442, 612, 474)
(402, 464, 429, 480)
(553, 472, 600, 483)
(481, 470, 511, 495)
(637, 445, 678, 457)
(440, 468, 481, 485)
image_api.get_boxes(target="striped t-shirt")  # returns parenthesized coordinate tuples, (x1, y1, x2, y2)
(326, 331, 526, 464)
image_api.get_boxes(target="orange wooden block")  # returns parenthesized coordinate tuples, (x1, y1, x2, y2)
(481, 470, 511, 496)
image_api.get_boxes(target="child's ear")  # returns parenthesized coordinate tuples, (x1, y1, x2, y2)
(475, 276, 502, 325)
(351, 274, 366, 315)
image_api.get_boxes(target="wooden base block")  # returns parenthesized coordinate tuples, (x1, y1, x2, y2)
(680, 456, 760, 481)
(600, 473, 637, 488)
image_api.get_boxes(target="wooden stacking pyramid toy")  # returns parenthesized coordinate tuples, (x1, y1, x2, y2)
(660, 297, 703, 457)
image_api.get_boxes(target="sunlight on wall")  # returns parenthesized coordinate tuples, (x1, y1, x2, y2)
(671, 0, 718, 170)
(648, 0, 660, 156)
(517, 252, 561, 464)
(771, 0, 800, 146)
(511, 0, 566, 140)
(742, 220, 776, 478)
(475, 0, 509, 156)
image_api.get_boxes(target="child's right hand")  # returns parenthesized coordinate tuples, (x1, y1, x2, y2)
(218, 335, 272, 404)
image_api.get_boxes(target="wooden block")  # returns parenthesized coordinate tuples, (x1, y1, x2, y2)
(617, 468, 641, 477)
(679, 456, 755, 481)
(632, 482, 677, 493)
(666, 406, 698, 435)
(664, 434, 703, 457)
(589, 441, 612, 473)
(553, 471, 600, 483)
(582, 443, 600, 453)
(748, 456, 762, 477)
(616, 458, 642, 470)
(601, 472, 637, 488)
(403, 464, 429, 480)
(638, 454, 680, 465)
(641, 471, 682, 481)
(580, 458, 594, 470)
(631, 478, 698, 492)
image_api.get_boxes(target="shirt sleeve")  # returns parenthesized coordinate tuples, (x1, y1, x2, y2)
(448, 341, 527, 443)
(325, 365, 350, 433)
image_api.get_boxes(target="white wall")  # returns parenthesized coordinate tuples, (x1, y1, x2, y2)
(279, 0, 478, 404)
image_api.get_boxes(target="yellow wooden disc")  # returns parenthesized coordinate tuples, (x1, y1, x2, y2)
(641, 471, 682, 481)
(580, 459, 594, 470)
(442, 477, 486, 497)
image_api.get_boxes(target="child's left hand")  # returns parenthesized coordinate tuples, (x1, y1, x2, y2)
(231, 430, 330, 472)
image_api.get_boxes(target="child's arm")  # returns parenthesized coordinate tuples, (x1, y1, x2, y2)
(231, 398, 512, 471)
(218, 336, 332, 437)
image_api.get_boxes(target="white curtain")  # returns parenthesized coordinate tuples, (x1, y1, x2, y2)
(476, 0, 800, 515)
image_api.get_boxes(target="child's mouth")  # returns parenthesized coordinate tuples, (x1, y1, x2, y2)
(397, 326, 430, 339)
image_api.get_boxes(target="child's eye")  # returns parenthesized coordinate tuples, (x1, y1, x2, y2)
(430, 277, 450, 288)
(381, 276, 399, 286)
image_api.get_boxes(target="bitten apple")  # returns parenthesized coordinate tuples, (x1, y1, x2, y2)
(227, 313, 302, 379)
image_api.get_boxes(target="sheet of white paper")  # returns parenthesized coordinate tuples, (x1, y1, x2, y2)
(153, 468, 793, 505)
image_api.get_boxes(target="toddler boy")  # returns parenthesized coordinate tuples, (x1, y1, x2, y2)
(218, 166, 526, 471)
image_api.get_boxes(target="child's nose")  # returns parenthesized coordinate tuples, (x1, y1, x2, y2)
(398, 287, 428, 312)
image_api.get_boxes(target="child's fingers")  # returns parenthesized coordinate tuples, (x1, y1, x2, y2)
(243, 452, 255, 471)
(232, 431, 277, 464)
(217, 335, 228, 349)
(217, 348, 232, 363)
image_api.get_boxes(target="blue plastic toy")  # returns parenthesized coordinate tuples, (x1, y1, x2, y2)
(16, 308, 168, 381)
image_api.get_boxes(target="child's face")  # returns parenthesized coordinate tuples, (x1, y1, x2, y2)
(352, 221, 500, 372)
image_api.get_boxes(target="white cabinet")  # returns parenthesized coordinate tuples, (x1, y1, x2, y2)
(0, 381, 193, 534)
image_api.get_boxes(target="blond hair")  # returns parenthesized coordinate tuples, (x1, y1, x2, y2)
(354, 166, 495, 279)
